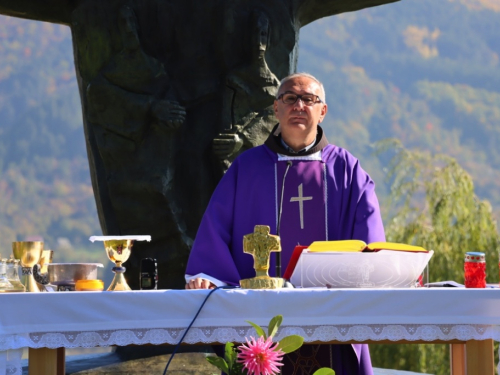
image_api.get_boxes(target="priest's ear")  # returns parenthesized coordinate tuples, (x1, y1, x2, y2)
(318, 102, 328, 124)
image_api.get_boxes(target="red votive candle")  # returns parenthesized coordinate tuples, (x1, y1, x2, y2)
(464, 252, 486, 288)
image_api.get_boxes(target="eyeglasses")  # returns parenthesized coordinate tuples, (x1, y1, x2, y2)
(277, 93, 323, 106)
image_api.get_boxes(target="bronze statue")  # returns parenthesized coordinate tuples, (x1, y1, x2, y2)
(0, 0, 398, 289)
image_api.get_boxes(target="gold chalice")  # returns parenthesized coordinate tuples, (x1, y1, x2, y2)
(104, 239, 134, 291)
(12, 241, 44, 292)
(90, 235, 151, 291)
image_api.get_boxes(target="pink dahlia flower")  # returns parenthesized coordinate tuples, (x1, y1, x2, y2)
(237, 336, 285, 375)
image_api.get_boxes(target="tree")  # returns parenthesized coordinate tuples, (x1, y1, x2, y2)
(370, 138, 500, 375)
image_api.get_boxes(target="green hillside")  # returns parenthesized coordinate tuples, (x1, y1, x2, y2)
(0, 1, 498, 261)
(298, 0, 500, 213)
(0, 0, 499, 272)
(0, 18, 103, 263)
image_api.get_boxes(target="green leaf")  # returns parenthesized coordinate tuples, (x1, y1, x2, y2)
(230, 361, 245, 375)
(276, 335, 304, 354)
(313, 368, 336, 375)
(246, 320, 267, 339)
(206, 356, 229, 373)
(224, 342, 236, 369)
(267, 315, 283, 339)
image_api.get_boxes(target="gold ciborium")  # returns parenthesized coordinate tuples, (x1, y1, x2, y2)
(104, 239, 134, 291)
(239, 225, 285, 289)
(12, 241, 44, 292)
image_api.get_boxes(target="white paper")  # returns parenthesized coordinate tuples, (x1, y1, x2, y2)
(89, 235, 151, 242)
(290, 250, 433, 288)
(48, 263, 103, 267)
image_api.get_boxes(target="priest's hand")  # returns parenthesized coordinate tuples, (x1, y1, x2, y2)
(185, 278, 216, 289)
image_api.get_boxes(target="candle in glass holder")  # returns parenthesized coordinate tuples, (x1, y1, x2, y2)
(464, 252, 486, 288)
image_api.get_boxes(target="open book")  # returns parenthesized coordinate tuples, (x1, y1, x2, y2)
(283, 241, 429, 280)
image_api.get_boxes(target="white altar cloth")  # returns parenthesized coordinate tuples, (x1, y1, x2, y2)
(1, 288, 500, 374)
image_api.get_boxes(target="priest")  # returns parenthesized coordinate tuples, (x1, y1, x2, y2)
(185, 72, 385, 375)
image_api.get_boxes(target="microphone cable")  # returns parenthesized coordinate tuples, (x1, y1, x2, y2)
(162, 285, 240, 375)
(276, 160, 293, 278)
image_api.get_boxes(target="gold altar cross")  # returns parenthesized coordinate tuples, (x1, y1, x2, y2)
(290, 183, 313, 229)
(243, 225, 281, 277)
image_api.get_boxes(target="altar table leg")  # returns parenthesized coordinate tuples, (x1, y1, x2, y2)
(28, 347, 65, 375)
(465, 339, 494, 375)
(450, 343, 466, 375)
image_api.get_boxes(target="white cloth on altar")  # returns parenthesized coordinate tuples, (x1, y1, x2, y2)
(2, 288, 500, 338)
(3, 288, 500, 375)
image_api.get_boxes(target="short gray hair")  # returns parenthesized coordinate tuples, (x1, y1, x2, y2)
(277, 72, 326, 103)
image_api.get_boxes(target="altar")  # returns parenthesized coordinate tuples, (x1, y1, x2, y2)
(1, 288, 499, 375)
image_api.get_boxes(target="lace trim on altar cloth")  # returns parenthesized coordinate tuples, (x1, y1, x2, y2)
(2, 325, 500, 375)
(1, 324, 500, 350)
(0, 348, 22, 375)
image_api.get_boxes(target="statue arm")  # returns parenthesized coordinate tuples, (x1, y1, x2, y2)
(0, 0, 72, 25)
(86, 78, 154, 142)
(295, 0, 399, 27)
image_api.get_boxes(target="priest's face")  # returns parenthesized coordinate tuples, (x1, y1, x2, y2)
(273, 76, 328, 151)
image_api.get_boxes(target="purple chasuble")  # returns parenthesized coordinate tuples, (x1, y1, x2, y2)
(186, 126, 385, 375)
(186, 144, 385, 283)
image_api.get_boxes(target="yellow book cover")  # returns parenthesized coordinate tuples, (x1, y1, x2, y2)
(308, 240, 427, 253)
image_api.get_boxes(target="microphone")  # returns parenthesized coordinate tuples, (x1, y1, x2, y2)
(276, 160, 293, 278)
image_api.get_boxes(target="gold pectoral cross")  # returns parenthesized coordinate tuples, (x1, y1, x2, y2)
(290, 183, 313, 229)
